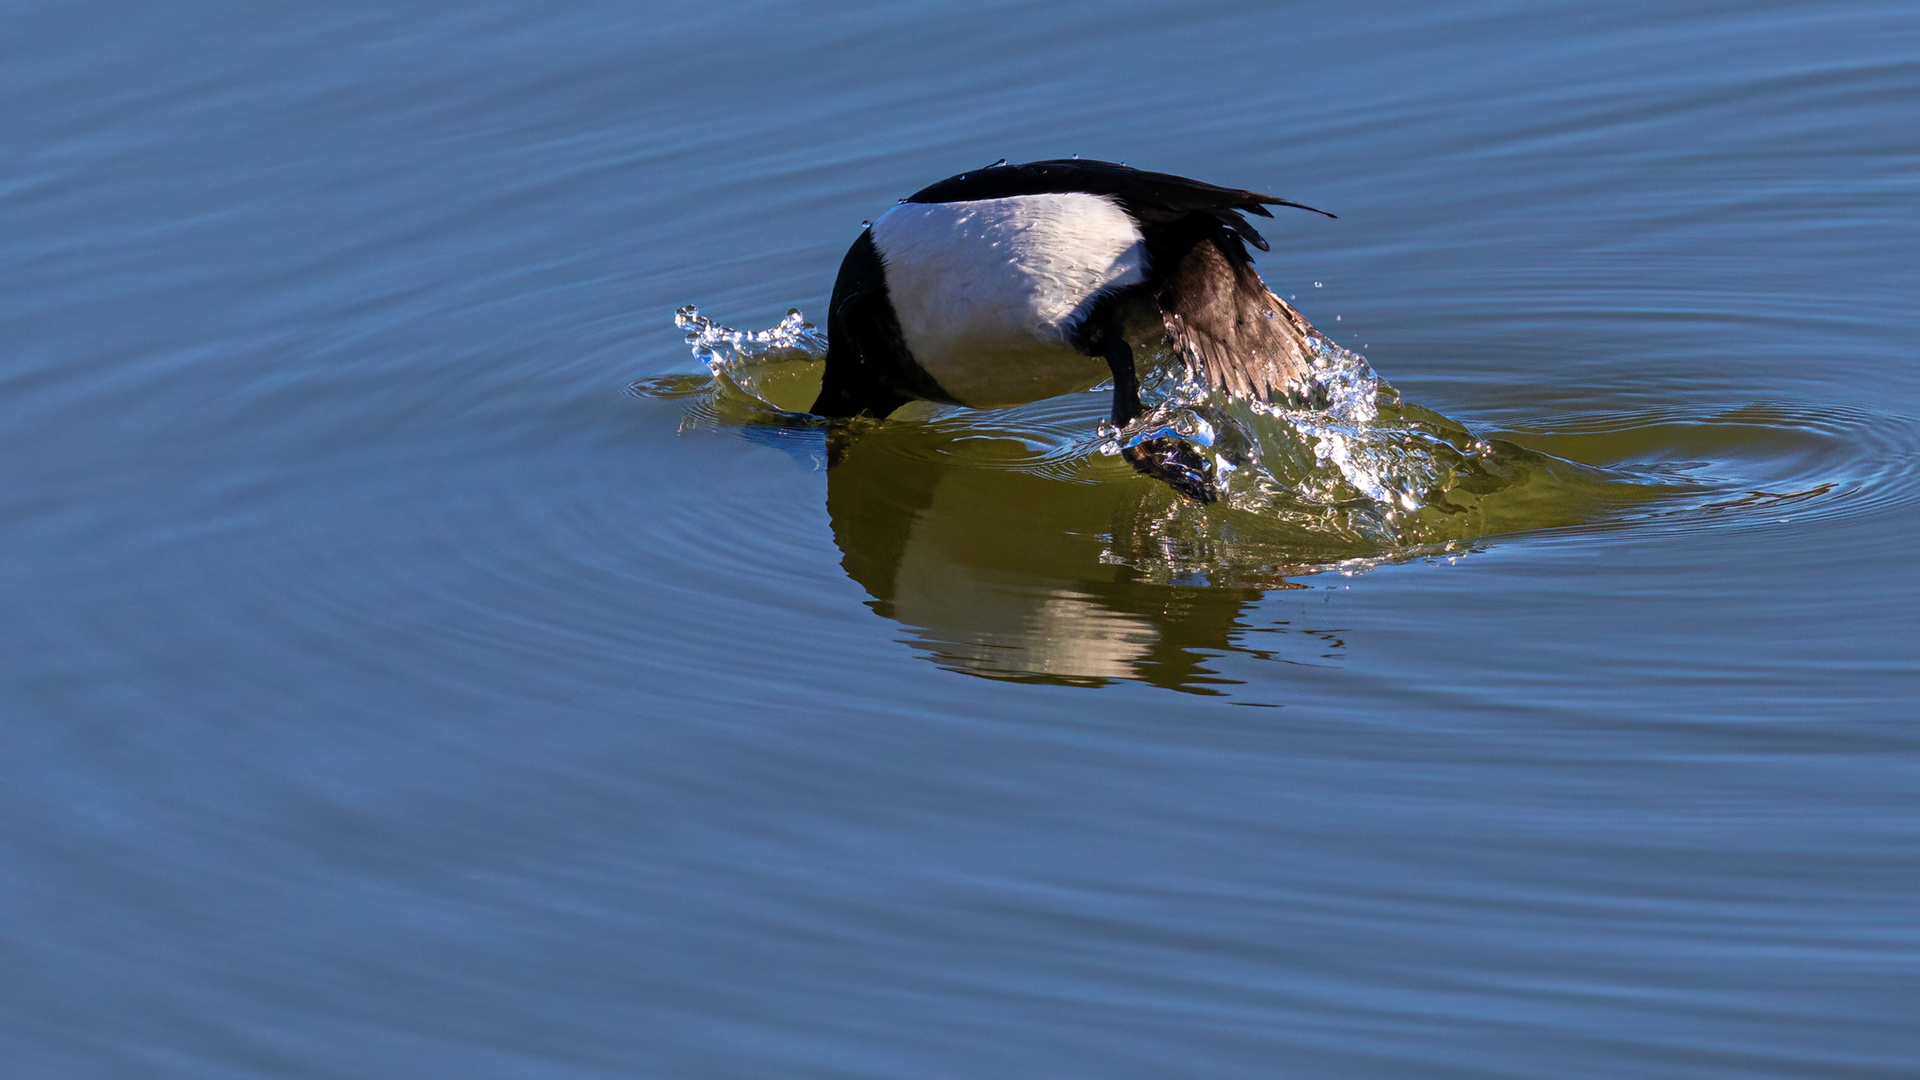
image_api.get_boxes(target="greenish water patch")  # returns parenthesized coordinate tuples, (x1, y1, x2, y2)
(638, 305, 1695, 568)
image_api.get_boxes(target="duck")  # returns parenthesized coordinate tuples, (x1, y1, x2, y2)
(808, 157, 1335, 503)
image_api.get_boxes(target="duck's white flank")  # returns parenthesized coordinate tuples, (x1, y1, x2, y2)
(870, 193, 1147, 408)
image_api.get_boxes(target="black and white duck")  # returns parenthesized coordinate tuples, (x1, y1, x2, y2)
(808, 157, 1335, 502)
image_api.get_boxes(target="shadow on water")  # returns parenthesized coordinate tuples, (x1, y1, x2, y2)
(634, 307, 1906, 692)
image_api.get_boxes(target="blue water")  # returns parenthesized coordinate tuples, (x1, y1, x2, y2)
(4, 1, 1916, 1076)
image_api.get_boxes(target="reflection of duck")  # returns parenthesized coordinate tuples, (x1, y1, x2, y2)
(809, 159, 1334, 504)
(823, 417, 1327, 691)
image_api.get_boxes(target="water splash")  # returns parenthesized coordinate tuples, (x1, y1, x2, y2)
(1087, 331, 1612, 546)
(676, 304, 827, 373)
(635, 306, 828, 420)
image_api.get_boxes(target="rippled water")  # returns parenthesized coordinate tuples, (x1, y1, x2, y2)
(5, 0, 1917, 1076)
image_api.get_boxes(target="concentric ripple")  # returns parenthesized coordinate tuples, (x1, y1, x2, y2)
(1487, 401, 1920, 537)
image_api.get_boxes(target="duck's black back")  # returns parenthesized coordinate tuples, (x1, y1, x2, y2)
(903, 158, 1332, 253)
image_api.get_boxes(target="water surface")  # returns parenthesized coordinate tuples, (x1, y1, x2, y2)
(3, 1, 1916, 1076)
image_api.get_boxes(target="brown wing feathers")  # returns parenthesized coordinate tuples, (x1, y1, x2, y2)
(1158, 229, 1319, 407)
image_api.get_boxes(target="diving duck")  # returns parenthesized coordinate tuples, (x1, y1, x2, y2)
(809, 158, 1334, 502)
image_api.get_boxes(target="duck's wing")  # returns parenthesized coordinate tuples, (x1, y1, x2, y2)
(1158, 229, 1323, 407)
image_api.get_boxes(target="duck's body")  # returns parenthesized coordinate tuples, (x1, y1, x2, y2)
(867, 191, 1147, 408)
(809, 159, 1333, 502)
